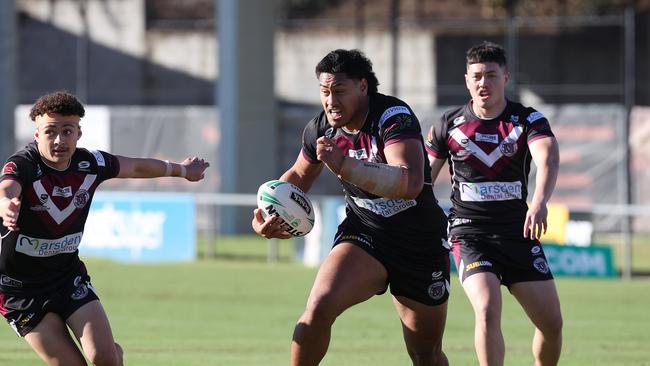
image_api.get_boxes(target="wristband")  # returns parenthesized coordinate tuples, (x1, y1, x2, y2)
(180, 165, 187, 178)
(164, 160, 173, 176)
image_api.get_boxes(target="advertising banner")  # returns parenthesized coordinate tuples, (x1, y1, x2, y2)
(80, 192, 195, 262)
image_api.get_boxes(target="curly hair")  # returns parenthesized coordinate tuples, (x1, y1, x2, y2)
(466, 41, 507, 68)
(29, 91, 85, 121)
(315, 49, 380, 94)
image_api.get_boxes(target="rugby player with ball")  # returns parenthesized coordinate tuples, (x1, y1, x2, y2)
(252, 49, 451, 366)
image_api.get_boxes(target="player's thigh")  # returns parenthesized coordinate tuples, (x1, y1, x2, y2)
(392, 295, 447, 348)
(24, 312, 86, 366)
(66, 299, 119, 362)
(306, 242, 388, 316)
(510, 280, 562, 332)
(462, 272, 503, 314)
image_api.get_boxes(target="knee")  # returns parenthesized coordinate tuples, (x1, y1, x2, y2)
(473, 303, 501, 329)
(301, 294, 342, 327)
(88, 342, 123, 366)
(540, 314, 563, 338)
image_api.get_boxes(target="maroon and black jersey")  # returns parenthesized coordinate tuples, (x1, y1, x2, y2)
(0, 142, 120, 294)
(302, 93, 448, 252)
(425, 100, 554, 235)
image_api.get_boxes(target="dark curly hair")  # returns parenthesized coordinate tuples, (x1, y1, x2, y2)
(315, 49, 379, 94)
(466, 41, 507, 68)
(29, 91, 85, 121)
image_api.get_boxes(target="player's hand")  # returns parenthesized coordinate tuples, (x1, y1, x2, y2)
(251, 208, 292, 239)
(524, 202, 548, 240)
(182, 157, 210, 182)
(316, 136, 345, 175)
(0, 197, 21, 232)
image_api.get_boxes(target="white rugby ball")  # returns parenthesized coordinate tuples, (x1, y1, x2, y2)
(257, 180, 315, 237)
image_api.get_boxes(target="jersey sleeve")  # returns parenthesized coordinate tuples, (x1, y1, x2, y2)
(0, 157, 31, 187)
(300, 118, 320, 164)
(379, 106, 422, 146)
(524, 109, 554, 143)
(424, 115, 450, 159)
(89, 150, 120, 181)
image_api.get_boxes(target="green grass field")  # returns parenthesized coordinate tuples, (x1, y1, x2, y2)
(1, 236, 649, 365)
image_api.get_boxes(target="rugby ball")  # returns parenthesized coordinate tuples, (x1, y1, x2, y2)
(257, 180, 315, 237)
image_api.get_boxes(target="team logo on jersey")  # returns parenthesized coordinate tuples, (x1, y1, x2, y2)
(53, 186, 73, 198)
(531, 246, 542, 255)
(510, 115, 519, 124)
(73, 189, 90, 208)
(2, 162, 17, 175)
(325, 127, 336, 139)
(348, 149, 368, 160)
(431, 271, 443, 280)
(35, 164, 43, 178)
(78, 161, 91, 171)
(453, 116, 466, 126)
(392, 114, 414, 131)
(39, 193, 49, 203)
(427, 281, 447, 300)
(499, 138, 517, 157)
(0, 275, 23, 288)
(71, 276, 90, 300)
(533, 257, 550, 274)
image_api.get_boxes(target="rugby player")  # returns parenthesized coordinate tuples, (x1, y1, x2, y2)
(0, 91, 209, 366)
(252, 49, 450, 366)
(426, 41, 563, 366)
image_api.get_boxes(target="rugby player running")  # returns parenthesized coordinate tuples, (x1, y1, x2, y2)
(426, 41, 562, 366)
(0, 91, 209, 366)
(252, 49, 451, 366)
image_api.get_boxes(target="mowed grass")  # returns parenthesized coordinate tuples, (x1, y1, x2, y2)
(1, 236, 649, 365)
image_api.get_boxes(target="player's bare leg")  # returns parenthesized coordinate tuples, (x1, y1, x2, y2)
(24, 312, 87, 366)
(462, 272, 504, 366)
(67, 300, 124, 366)
(392, 295, 449, 366)
(291, 243, 388, 366)
(511, 280, 562, 366)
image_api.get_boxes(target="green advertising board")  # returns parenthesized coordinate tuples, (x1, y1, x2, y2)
(542, 243, 616, 278)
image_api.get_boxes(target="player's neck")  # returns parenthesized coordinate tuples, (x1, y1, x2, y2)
(472, 99, 507, 120)
(41, 157, 71, 171)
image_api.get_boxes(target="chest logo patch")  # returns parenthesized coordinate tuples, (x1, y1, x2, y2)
(32, 174, 97, 224)
(449, 125, 523, 167)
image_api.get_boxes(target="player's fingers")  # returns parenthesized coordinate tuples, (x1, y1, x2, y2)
(523, 216, 531, 237)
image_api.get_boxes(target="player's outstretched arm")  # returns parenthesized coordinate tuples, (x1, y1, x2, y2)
(0, 179, 23, 232)
(116, 156, 209, 181)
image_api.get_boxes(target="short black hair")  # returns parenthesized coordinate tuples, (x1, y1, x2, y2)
(29, 91, 85, 121)
(315, 49, 379, 94)
(466, 41, 507, 68)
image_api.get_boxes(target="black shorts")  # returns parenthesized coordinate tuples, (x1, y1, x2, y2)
(333, 217, 451, 306)
(0, 271, 99, 337)
(450, 232, 554, 287)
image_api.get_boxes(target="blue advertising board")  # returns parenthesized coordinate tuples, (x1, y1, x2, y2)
(79, 192, 195, 262)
